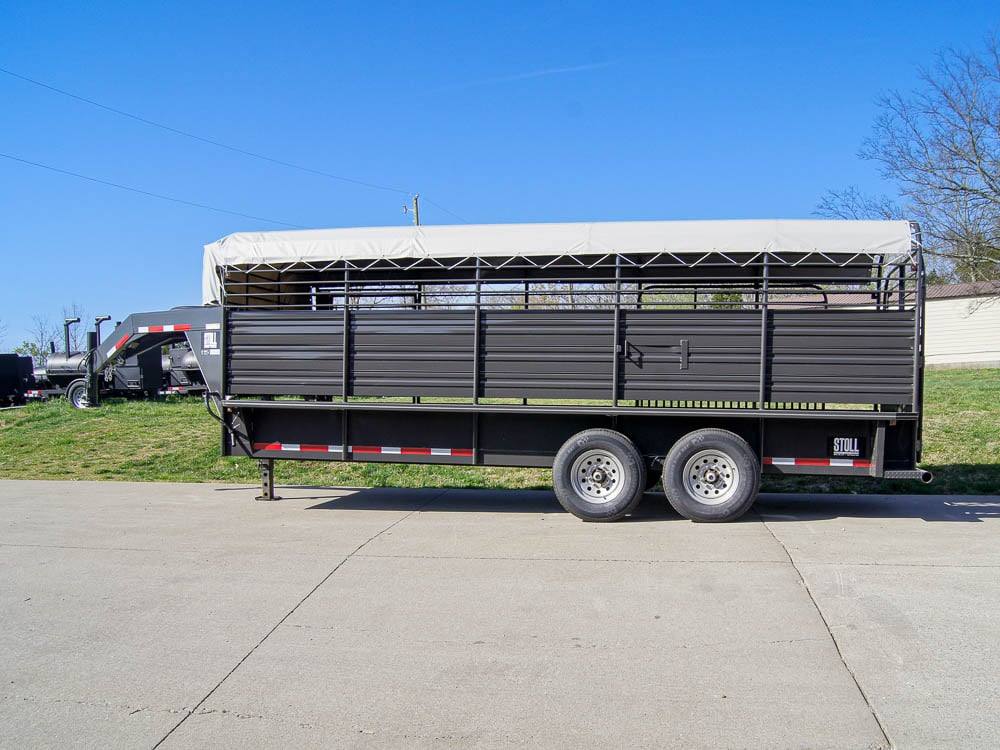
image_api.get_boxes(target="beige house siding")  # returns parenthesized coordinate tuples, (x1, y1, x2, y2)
(925, 295, 1000, 368)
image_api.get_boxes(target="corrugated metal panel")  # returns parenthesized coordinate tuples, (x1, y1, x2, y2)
(769, 310, 914, 403)
(228, 310, 344, 395)
(622, 310, 761, 401)
(480, 311, 613, 398)
(228, 307, 917, 404)
(352, 310, 473, 396)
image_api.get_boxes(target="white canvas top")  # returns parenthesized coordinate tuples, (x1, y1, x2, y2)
(202, 219, 914, 303)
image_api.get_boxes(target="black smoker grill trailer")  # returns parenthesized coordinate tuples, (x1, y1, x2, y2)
(29, 317, 206, 407)
(88, 219, 932, 522)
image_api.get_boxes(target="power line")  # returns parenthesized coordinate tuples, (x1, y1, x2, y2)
(0, 66, 411, 196)
(0, 65, 471, 221)
(0, 151, 305, 228)
(422, 195, 470, 224)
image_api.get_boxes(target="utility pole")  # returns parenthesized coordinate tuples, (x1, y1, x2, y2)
(403, 194, 420, 225)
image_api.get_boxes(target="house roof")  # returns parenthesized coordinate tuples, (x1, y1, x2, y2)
(927, 281, 1000, 300)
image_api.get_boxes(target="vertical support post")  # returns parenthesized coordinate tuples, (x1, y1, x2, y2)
(341, 268, 351, 461)
(522, 280, 529, 405)
(612, 255, 622, 407)
(757, 254, 770, 409)
(871, 422, 886, 478)
(85, 331, 100, 407)
(472, 259, 482, 463)
(219, 269, 230, 456)
(910, 224, 926, 462)
(472, 258, 482, 404)
(255, 458, 280, 501)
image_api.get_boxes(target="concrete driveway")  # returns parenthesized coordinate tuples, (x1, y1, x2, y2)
(0, 480, 997, 749)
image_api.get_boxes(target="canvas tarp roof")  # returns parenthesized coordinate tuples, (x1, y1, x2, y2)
(202, 219, 915, 303)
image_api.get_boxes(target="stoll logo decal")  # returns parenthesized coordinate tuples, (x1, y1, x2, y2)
(832, 437, 860, 457)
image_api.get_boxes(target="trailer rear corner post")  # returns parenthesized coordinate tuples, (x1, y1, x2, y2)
(255, 458, 281, 501)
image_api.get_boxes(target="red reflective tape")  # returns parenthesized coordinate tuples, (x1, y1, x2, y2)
(148, 325, 164, 333)
(796, 458, 831, 467)
(114, 334, 130, 350)
(251, 443, 473, 457)
(175, 324, 192, 331)
(762, 456, 774, 465)
(854, 459, 872, 468)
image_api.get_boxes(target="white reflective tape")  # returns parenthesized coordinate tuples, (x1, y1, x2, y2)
(106, 347, 117, 357)
(380, 446, 402, 454)
(829, 458, 856, 467)
(137, 326, 150, 333)
(206, 323, 221, 330)
(208, 348, 221, 355)
(770, 457, 796, 466)
(430, 447, 452, 456)
(282, 443, 300, 452)
(327, 445, 343, 453)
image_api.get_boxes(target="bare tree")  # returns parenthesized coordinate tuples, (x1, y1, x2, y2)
(819, 36, 1000, 281)
(13, 315, 60, 366)
(815, 186, 902, 221)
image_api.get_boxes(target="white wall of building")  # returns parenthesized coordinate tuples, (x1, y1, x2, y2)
(925, 295, 1000, 368)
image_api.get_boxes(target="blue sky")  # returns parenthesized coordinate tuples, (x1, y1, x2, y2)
(1, 1, 997, 345)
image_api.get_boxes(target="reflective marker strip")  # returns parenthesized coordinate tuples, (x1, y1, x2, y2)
(764, 457, 871, 468)
(106, 333, 130, 357)
(136, 324, 193, 333)
(206, 323, 221, 330)
(252, 443, 472, 457)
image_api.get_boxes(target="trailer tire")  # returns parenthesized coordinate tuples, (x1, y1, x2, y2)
(66, 379, 89, 410)
(553, 429, 646, 522)
(662, 428, 759, 522)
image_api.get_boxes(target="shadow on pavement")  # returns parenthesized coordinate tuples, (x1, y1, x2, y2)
(757, 492, 1000, 523)
(281, 486, 681, 521)
(216, 485, 999, 522)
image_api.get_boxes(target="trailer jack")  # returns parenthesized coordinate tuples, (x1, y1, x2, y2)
(255, 458, 281, 501)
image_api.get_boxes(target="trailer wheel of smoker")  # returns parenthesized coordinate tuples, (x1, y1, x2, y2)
(66, 379, 89, 410)
(662, 428, 759, 522)
(553, 429, 646, 522)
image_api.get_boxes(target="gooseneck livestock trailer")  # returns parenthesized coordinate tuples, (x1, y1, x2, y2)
(90, 219, 931, 522)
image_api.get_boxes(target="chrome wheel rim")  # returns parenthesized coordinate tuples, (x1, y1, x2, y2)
(570, 449, 626, 504)
(682, 449, 739, 505)
(70, 387, 88, 409)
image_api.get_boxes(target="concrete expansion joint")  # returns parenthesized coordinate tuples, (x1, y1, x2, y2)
(758, 513, 894, 750)
(149, 489, 447, 749)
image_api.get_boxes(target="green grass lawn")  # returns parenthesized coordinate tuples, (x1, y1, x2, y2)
(1, 369, 997, 494)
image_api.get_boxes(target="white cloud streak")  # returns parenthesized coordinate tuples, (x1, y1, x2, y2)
(433, 60, 616, 92)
